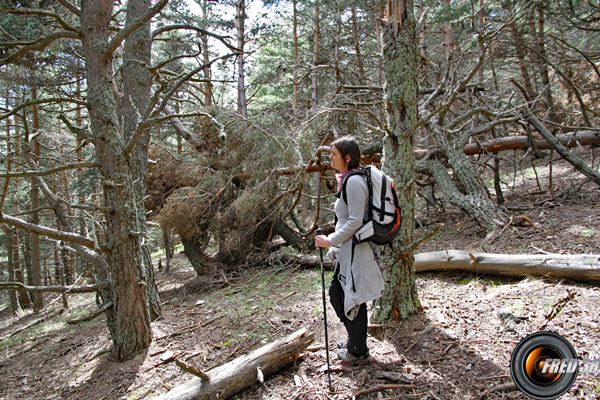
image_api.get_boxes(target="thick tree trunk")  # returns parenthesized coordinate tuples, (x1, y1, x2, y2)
(182, 237, 214, 276)
(372, 0, 421, 323)
(121, 0, 161, 320)
(155, 328, 314, 400)
(80, 0, 153, 360)
(414, 251, 600, 283)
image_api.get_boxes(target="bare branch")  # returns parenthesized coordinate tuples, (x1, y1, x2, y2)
(0, 281, 98, 293)
(152, 24, 240, 52)
(0, 31, 80, 66)
(0, 162, 99, 178)
(0, 8, 79, 33)
(105, 0, 169, 58)
(0, 97, 88, 121)
(0, 212, 98, 251)
(123, 53, 236, 157)
(57, 0, 81, 17)
(58, 115, 92, 140)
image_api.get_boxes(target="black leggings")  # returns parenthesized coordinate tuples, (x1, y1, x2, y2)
(329, 264, 369, 356)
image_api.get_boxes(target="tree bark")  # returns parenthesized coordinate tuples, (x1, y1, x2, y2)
(236, 0, 247, 118)
(429, 125, 508, 231)
(372, 0, 421, 323)
(414, 251, 600, 283)
(310, 0, 320, 110)
(282, 252, 600, 284)
(2, 225, 19, 313)
(29, 88, 43, 311)
(155, 328, 315, 400)
(80, 0, 154, 360)
(201, 0, 213, 107)
(292, 0, 299, 117)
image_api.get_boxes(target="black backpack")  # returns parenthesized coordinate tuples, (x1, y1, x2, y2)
(339, 165, 402, 245)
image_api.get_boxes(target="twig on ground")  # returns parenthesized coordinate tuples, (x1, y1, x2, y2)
(353, 384, 416, 397)
(539, 290, 576, 330)
(154, 314, 224, 341)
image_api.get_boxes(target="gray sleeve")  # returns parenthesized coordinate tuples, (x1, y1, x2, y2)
(327, 175, 367, 246)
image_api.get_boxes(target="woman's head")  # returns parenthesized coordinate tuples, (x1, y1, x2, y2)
(329, 136, 361, 172)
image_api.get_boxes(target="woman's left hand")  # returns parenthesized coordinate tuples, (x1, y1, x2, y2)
(314, 235, 331, 248)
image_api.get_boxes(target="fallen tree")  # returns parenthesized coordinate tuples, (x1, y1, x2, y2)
(155, 328, 315, 400)
(415, 251, 600, 283)
(283, 252, 600, 283)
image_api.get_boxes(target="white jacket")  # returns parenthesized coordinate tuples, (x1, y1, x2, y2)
(327, 174, 385, 320)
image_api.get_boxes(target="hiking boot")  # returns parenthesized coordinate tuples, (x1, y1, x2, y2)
(336, 339, 347, 349)
(337, 347, 370, 366)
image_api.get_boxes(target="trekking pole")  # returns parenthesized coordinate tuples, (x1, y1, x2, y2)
(316, 227, 333, 392)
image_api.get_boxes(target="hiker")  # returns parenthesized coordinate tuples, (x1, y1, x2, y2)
(314, 136, 385, 365)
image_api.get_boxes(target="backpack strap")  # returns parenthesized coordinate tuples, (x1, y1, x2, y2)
(339, 167, 372, 223)
(379, 174, 387, 222)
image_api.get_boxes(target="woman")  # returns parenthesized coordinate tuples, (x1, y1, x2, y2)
(315, 136, 385, 365)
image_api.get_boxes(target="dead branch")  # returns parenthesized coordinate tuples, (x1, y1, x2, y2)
(524, 112, 600, 186)
(176, 359, 210, 381)
(67, 302, 112, 325)
(0, 281, 98, 293)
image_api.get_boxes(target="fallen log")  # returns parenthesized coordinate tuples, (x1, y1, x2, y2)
(283, 251, 600, 283)
(414, 251, 600, 283)
(155, 328, 315, 400)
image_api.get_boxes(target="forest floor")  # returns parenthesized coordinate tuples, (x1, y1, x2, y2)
(0, 151, 599, 400)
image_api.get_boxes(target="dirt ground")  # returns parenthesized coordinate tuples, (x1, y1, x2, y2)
(0, 151, 599, 400)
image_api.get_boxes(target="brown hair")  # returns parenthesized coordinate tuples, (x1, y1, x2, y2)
(331, 136, 361, 170)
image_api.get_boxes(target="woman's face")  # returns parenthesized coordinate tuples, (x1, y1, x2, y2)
(329, 145, 349, 173)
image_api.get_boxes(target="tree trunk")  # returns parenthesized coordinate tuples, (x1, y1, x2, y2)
(182, 237, 214, 276)
(533, 1, 559, 126)
(12, 230, 31, 308)
(506, 0, 535, 101)
(155, 328, 314, 400)
(236, 0, 247, 118)
(372, 0, 421, 323)
(292, 0, 299, 117)
(121, 0, 161, 320)
(163, 226, 173, 272)
(311, 0, 320, 110)
(351, 6, 365, 82)
(80, 0, 153, 360)
(201, 0, 213, 106)
(29, 88, 43, 311)
(414, 251, 600, 283)
(2, 226, 19, 314)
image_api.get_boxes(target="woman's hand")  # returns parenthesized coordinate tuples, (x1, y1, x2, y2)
(314, 235, 332, 248)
